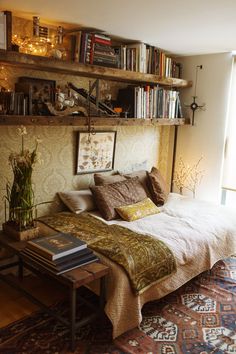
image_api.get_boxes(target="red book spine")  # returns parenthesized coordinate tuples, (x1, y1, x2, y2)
(94, 37, 111, 46)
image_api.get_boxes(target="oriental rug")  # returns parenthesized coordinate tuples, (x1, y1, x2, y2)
(0, 257, 235, 354)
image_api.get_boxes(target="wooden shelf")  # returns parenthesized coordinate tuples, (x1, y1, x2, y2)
(0, 50, 192, 87)
(0, 115, 190, 126)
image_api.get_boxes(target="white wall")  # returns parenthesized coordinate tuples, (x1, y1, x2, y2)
(176, 53, 233, 202)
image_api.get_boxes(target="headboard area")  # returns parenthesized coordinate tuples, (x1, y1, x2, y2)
(0, 125, 167, 223)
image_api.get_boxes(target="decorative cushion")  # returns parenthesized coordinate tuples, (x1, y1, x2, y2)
(121, 170, 152, 197)
(90, 177, 148, 220)
(58, 189, 96, 214)
(147, 167, 169, 206)
(94, 173, 126, 186)
(116, 198, 160, 221)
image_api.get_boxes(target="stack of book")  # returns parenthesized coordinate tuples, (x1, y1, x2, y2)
(21, 232, 98, 275)
(71, 31, 117, 68)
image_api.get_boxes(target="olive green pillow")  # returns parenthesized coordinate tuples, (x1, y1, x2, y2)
(116, 197, 160, 221)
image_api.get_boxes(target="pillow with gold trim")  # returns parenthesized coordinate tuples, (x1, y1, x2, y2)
(116, 197, 160, 222)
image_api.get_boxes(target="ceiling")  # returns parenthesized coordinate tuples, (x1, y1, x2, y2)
(1, 0, 236, 56)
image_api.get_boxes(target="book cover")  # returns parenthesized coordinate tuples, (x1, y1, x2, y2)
(27, 233, 87, 260)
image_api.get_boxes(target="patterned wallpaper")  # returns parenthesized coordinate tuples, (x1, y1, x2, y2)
(0, 125, 168, 224)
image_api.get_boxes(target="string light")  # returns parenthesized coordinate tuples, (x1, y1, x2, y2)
(0, 66, 10, 92)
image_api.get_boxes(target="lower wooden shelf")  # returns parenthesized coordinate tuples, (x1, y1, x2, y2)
(0, 115, 190, 126)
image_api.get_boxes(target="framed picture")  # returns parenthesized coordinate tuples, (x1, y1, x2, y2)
(76, 131, 117, 174)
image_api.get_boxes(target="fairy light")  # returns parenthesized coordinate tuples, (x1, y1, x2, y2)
(0, 66, 11, 92)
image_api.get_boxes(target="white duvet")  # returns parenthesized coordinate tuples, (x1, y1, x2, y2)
(89, 193, 236, 338)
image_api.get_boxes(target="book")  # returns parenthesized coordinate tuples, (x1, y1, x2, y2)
(27, 233, 87, 260)
(23, 246, 93, 266)
(0, 12, 6, 50)
(4, 11, 12, 51)
(21, 251, 98, 275)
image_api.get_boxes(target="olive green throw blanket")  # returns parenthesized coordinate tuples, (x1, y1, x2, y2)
(39, 212, 176, 294)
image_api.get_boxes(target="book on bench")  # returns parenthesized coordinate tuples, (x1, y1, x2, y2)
(21, 247, 98, 274)
(27, 232, 87, 260)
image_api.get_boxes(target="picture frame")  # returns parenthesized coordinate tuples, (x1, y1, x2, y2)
(76, 131, 117, 174)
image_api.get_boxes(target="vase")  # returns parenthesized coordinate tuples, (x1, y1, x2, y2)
(8, 163, 34, 230)
(2, 221, 39, 241)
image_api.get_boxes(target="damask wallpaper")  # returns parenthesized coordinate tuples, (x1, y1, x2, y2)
(0, 124, 174, 224)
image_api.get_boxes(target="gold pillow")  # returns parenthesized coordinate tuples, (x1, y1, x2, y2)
(116, 198, 160, 222)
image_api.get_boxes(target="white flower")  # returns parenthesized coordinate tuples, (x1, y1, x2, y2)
(17, 125, 27, 136)
(35, 136, 42, 144)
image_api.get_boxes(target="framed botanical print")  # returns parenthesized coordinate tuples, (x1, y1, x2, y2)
(76, 131, 117, 174)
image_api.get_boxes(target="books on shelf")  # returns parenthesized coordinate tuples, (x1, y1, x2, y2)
(117, 85, 183, 119)
(71, 31, 117, 68)
(70, 31, 181, 78)
(0, 11, 12, 51)
(112, 42, 181, 77)
(27, 232, 87, 260)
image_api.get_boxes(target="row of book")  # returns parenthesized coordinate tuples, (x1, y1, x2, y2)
(70, 31, 181, 77)
(114, 43, 181, 77)
(134, 86, 183, 119)
(21, 232, 98, 275)
(0, 92, 30, 115)
(117, 85, 183, 119)
(71, 32, 117, 68)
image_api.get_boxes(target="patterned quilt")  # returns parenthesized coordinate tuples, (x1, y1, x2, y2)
(39, 212, 176, 294)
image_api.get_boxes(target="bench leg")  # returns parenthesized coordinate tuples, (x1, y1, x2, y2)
(18, 256, 23, 279)
(99, 276, 106, 311)
(70, 288, 76, 351)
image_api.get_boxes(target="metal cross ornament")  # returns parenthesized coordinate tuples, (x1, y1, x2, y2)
(185, 65, 205, 125)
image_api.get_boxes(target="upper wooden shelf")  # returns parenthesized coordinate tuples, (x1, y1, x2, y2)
(0, 115, 190, 126)
(0, 50, 192, 87)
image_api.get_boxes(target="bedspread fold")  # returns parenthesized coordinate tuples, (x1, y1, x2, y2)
(39, 212, 176, 294)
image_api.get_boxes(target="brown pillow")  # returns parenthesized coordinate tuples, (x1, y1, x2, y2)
(90, 177, 148, 220)
(94, 173, 126, 186)
(121, 170, 152, 197)
(147, 167, 169, 206)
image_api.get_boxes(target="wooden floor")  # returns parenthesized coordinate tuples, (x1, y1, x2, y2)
(0, 273, 66, 328)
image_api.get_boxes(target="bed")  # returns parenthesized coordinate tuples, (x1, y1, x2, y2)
(38, 192, 236, 339)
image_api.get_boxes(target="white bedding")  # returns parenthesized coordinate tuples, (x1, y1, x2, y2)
(89, 193, 236, 337)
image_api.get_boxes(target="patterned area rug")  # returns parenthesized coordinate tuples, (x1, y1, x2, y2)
(0, 257, 235, 354)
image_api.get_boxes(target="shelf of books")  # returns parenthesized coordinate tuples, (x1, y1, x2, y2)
(0, 50, 192, 87)
(0, 115, 189, 126)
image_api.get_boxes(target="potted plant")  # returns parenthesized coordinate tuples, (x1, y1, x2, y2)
(3, 126, 43, 240)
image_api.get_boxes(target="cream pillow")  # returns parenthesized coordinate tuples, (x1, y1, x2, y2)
(58, 189, 96, 214)
(115, 197, 160, 222)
